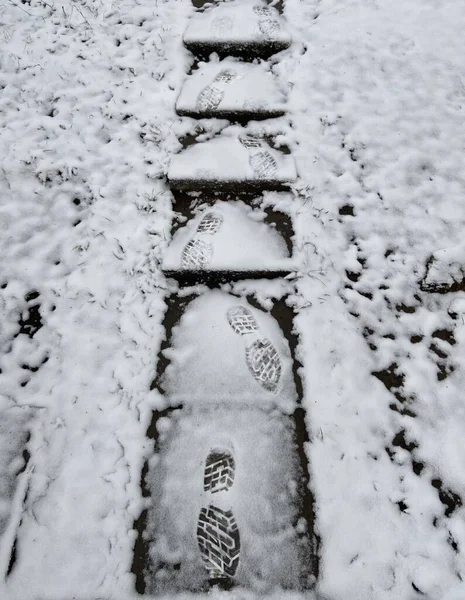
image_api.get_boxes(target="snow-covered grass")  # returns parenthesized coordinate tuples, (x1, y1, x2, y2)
(0, 0, 192, 597)
(1, 0, 465, 598)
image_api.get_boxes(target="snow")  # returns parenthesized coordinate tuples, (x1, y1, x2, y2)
(168, 133, 297, 189)
(176, 58, 287, 118)
(183, 0, 291, 54)
(162, 200, 293, 271)
(162, 290, 297, 412)
(0, 0, 465, 597)
(144, 406, 306, 594)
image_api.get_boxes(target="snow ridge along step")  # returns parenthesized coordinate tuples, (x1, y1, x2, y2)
(168, 134, 297, 192)
(176, 60, 287, 121)
(184, 0, 291, 59)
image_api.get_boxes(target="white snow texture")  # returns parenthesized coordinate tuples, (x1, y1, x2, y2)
(1, 0, 465, 598)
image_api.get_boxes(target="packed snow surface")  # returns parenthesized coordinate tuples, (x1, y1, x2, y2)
(168, 134, 297, 186)
(163, 200, 293, 271)
(176, 58, 286, 117)
(162, 291, 297, 411)
(144, 406, 306, 594)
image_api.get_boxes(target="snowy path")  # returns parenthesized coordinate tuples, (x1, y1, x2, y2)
(140, 0, 317, 593)
(1, 0, 465, 599)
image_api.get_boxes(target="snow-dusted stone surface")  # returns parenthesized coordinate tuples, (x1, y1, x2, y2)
(421, 243, 465, 293)
(176, 59, 287, 120)
(168, 135, 297, 191)
(162, 291, 297, 412)
(143, 406, 310, 594)
(163, 201, 294, 277)
(183, 0, 291, 58)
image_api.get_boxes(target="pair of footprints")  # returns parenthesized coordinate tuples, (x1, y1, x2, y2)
(197, 449, 240, 580)
(210, 5, 281, 40)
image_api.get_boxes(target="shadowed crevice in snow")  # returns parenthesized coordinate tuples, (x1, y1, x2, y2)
(132, 405, 184, 594)
(150, 294, 196, 394)
(177, 106, 286, 124)
(163, 269, 294, 286)
(184, 34, 290, 62)
(131, 509, 148, 595)
(248, 293, 320, 579)
(4, 442, 31, 579)
(169, 177, 294, 193)
(16, 291, 43, 340)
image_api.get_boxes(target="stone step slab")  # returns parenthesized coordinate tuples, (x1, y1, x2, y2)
(142, 406, 310, 594)
(183, 0, 291, 58)
(168, 134, 296, 192)
(160, 290, 297, 412)
(162, 201, 295, 281)
(176, 59, 286, 121)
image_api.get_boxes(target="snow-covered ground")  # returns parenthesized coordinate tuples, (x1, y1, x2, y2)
(1, 0, 465, 599)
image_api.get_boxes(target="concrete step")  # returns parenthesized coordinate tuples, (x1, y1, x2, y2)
(176, 59, 286, 122)
(184, 0, 291, 59)
(159, 290, 297, 411)
(162, 201, 295, 283)
(168, 134, 296, 192)
(139, 405, 314, 594)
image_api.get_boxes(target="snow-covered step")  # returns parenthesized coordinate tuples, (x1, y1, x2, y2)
(161, 291, 297, 412)
(176, 60, 286, 121)
(142, 406, 313, 593)
(168, 135, 297, 192)
(184, 0, 291, 59)
(163, 201, 295, 284)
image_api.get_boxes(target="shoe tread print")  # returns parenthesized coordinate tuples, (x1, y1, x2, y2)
(197, 505, 240, 578)
(239, 135, 262, 150)
(181, 238, 212, 269)
(258, 18, 280, 38)
(253, 4, 273, 17)
(204, 450, 235, 494)
(197, 212, 223, 235)
(227, 306, 259, 335)
(196, 70, 237, 112)
(227, 305, 282, 392)
(197, 85, 225, 112)
(239, 136, 278, 179)
(246, 338, 281, 392)
(250, 151, 277, 179)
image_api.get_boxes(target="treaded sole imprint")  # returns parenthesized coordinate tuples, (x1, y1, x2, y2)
(197, 505, 240, 579)
(227, 305, 282, 392)
(246, 338, 281, 392)
(227, 306, 259, 335)
(182, 238, 212, 269)
(196, 70, 237, 112)
(197, 212, 223, 235)
(204, 450, 235, 494)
